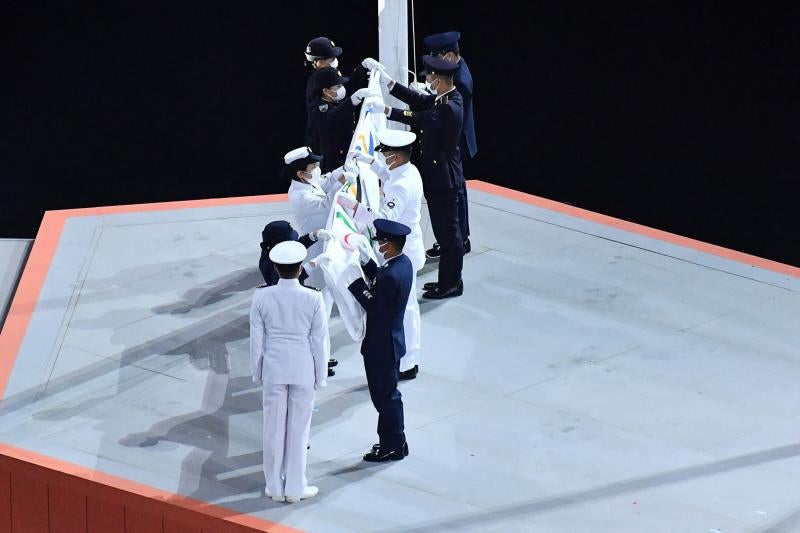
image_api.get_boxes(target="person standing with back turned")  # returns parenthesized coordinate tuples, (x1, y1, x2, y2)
(250, 241, 329, 503)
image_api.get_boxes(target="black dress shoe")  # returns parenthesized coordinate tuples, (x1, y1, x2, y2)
(422, 280, 463, 300)
(328, 359, 338, 368)
(328, 367, 336, 377)
(422, 281, 438, 291)
(367, 442, 409, 459)
(399, 365, 418, 381)
(464, 238, 471, 254)
(425, 243, 441, 259)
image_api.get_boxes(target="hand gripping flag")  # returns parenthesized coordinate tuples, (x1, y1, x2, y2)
(314, 70, 386, 341)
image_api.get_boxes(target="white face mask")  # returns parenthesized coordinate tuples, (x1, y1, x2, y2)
(425, 78, 440, 93)
(410, 81, 430, 94)
(384, 153, 398, 168)
(300, 166, 321, 184)
(373, 240, 388, 265)
(333, 86, 346, 101)
(330, 58, 339, 69)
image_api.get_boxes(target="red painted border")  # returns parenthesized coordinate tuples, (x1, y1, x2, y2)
(467, 180, 800, 278)
(0, 443, 301, 532)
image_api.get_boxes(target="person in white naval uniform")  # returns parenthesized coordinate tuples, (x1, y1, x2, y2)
(284, 146, 340, 286)
(283, 146, 354, 376)
(284, 146, 358, 288)
(343, 129, 425, 381)
(250, 240, 329, 503)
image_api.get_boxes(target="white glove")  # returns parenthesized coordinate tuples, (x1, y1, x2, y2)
(365, 101, 386, 115)
(341, 170, 358, 184)
(354, 235, 373, 265)
(315, 229, 334, 241)
(350, 87, 376, 106)
(362, 57, 387, 72)
(303, 260, 318, 279)
(337, 194, 357, 211)
(349, 150, 374, 165)
(410, 81, 430, 94)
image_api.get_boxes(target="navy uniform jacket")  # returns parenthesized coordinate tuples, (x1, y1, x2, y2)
(387, 84, 464, 194)
(259, 233, 314, 287)
(305, 65, 369, 148)
(307, 96, 356, 173)
(455, 59, 477, 159)
(348, 255, 413, 362)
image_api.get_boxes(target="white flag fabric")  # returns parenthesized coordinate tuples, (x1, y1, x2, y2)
(311, 70, 390, 342)
(316, 201, 373, 340)
(346, 70, 385, 211)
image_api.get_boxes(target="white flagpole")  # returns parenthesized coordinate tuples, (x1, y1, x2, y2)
(378, 0, 409, 130)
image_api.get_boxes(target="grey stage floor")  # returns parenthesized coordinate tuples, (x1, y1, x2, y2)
(1, 185, 800, 532)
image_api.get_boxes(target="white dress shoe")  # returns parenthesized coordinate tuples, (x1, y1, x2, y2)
(285, 485, 319, 503)
(263, 488, 285, 502)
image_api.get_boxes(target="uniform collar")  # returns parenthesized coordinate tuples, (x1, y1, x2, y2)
(289, 179, 321, 193)
(435, 86, 456, 102)
(387, 160, 411, 177)
(277, 278, 300, 287)
(383, 253, 405, 265)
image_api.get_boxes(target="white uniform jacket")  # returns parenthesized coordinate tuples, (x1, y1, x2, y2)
(287, 173, 340, 235)
(250, 278, 330, 388)
(354, 160, 425, 272)
(288, 173, 341, 287)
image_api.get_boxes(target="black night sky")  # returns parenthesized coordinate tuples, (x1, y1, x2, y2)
(1, 2, 798, 265)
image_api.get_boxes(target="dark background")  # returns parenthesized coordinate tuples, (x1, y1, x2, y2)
(1, 3, 798, 265)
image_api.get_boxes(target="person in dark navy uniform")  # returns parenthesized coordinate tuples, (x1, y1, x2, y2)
(258, 220, 337, 376)
(306, 66, 358, 173)
(304, 36, 343, 148)
(347, 219, 413, 461)
(303, 36, 370, 148)
(259, 221, 316, 287)
(366, 55, 465, 299)
(423, 31, 476, 259)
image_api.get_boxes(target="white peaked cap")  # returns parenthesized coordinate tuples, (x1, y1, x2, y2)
(268, 241, 307, 264)
(284, 146, 321, 165)
(376, 129, 416, 149)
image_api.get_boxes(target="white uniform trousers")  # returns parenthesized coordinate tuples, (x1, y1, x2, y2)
(400, 275, 421, 372)
(262, 383, 315, 498)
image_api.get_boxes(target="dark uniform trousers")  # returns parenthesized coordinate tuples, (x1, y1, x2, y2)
(455, 58, 477, 241)
(426, 189, 464, 288)
(363, 349, 404, 450)
(387, 83, 465, 289)
(348, 256, 412, 451)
